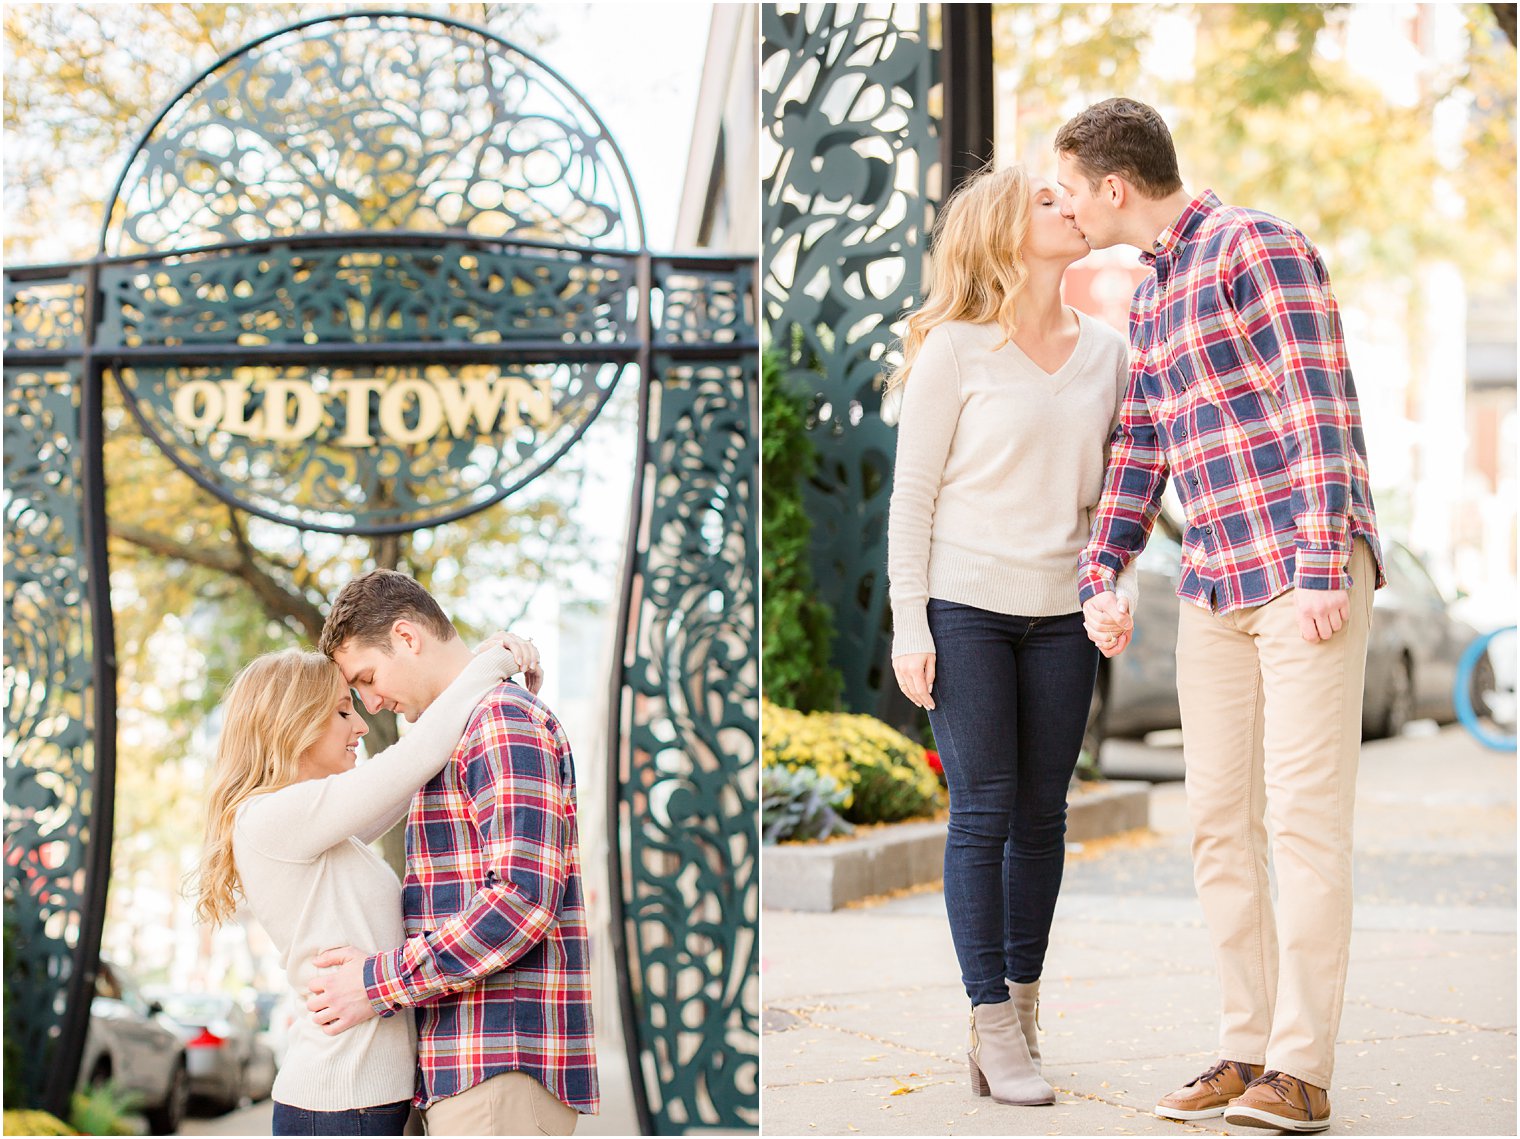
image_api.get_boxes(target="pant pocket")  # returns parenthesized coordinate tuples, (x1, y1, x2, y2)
(528, 1081, 577, 1136)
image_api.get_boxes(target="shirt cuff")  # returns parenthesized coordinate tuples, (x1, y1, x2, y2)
(1077, 562, 1115, 607)
(1293, 542, 1351, 591)
(363, 949, 407, 1018)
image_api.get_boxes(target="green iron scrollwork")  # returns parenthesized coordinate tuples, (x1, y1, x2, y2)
(95, 242, 637, 533)
(104, 13, 642, 255)
(108, 358, 628, 533)
(4, 275, 87, 354)
(98, 244, 635, 348)
(653, 259, 757, 347)
(3, 364, 100, 1109)
(95, 11, 647, 536)
(761, 3, 941, 714)
(614, 261, 758, 1133)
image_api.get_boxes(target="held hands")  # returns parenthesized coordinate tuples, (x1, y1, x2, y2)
(1295, 588, 1350, 644)
(473, 631, 544, 694)
(306, 945, 377, 1036)
(1083, 592, 1134, 658)
(893, 653, 937, 711)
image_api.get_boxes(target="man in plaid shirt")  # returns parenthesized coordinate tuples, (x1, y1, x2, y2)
(1055, 99, 1383, 1134)
(308, 569, 597, 1134)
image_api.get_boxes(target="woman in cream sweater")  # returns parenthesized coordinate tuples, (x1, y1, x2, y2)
(192, 634, 536, 1135)
(887, 165, 1136, 1108)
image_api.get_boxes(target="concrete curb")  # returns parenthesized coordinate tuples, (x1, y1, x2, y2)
(763, 780, 1150, 912)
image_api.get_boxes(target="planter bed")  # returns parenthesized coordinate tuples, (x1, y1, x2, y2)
(762, 779, 1150, 912)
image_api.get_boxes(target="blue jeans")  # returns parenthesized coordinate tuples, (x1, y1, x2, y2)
(272, 1099, 412, 1136)
(926, 601, 1099, 1005)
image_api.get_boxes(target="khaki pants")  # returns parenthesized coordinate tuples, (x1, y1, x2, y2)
(1176, 539, 1375, 1089)
(422, 1072, 577, 1137)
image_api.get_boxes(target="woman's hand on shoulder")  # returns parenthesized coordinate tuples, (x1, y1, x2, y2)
(473, 631, 544, 694)
(893, 652, 937, 711)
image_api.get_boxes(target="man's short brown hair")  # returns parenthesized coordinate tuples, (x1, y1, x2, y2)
(1054, 97, 1183, 200)
(317, 569, 456, 658)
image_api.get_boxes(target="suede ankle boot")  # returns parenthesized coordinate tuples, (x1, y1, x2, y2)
(967, 999, 1055, 1106)
(1006, 978, 1044, 1073)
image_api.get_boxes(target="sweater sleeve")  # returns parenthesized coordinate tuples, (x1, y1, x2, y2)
(887, 326, 963, 657)
(236, 646, 515, 862)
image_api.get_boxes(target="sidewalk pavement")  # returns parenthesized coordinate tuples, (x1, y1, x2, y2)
(761, 726, 1516, 1137)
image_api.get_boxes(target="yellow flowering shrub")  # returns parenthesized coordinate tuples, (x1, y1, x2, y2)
(2, 1110, 77, 1135)
(762, 700, 944, 825)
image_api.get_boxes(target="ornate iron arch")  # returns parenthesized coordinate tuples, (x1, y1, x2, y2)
(4, 10, 756, 1132)
(99, 10, 647, 257)
(95, 10, 647, 536)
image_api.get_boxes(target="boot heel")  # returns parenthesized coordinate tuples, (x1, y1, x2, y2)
(968, 1056, 990, 1097)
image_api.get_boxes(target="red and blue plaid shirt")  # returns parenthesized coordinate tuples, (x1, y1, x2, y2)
(362, 682, 599, 1113)
(1079, 190, 1384, 612)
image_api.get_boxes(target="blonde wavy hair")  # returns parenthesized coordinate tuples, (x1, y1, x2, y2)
(191, 649, 347, 927)
(886, 164, 1034, 392)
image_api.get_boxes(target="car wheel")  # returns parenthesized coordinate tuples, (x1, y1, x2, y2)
(1469, 652, 1498, 722)
(146, 1060, 189, 1135)
(217, 1063, 251, 1115)
(1377, 656, 1414, 740)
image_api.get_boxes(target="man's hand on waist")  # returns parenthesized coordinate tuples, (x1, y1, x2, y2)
(307, 945, 381, 1036)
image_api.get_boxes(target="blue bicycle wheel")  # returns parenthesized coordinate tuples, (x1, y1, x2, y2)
(1454, 626, 1516, 752)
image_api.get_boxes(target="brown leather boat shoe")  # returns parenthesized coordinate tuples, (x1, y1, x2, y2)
(1154, 1058, 1264, 1120)
(1224, 1070, 1332, 1133)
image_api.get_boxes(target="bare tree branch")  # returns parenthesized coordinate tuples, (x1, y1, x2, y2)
(110, 518, 326, 641)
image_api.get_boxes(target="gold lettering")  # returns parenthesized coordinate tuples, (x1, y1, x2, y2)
(218, 378, 260, 436)
(172, 380, 224, 433)
(261, 379, 323, 443)
(378, 379, 442, 445)
(173, 374, 564, 447)
(436, 377, 510, 435)
(329, 379, 387, 446)
(512, 376, 555, 427)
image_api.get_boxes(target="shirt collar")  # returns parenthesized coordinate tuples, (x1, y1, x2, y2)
(1138, 189, 1221, 266)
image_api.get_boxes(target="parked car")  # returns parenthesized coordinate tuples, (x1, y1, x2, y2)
(78, 960, 190, 1135)
(243, 1036, 278, 1105)
(1362, 540, 1484, 738)
(254, 988, 299, 1067)
(1086, 520, 1481, 764)
(148, 991, 264, 1113)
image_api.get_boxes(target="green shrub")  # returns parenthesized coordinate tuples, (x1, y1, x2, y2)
(763, 700, 944, 826)
(761, 764, 854, 844)
(761, 347, 842, 713)
(68, 1082, 139, 1137)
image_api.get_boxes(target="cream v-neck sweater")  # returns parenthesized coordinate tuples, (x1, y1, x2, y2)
(233, 646, 514, 1111)
(888, 312, 1138, 657)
